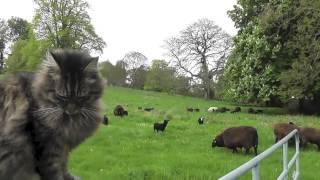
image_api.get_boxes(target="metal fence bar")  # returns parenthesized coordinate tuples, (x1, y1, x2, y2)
(281, 142, 288, 180)
(252, 164, 260, 180)
(219, 129, 299, 180)
(277, 152, 298, 180)
(293, 133, 300, 180)
(288, 153, 299, 170)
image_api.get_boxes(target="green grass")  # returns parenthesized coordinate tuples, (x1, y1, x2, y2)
(69, 86, 320, 180)
(0, 74, 5, 80)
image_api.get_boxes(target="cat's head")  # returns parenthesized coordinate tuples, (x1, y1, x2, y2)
(33, 49, 104, 119)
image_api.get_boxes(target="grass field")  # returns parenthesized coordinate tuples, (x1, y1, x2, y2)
(69, 86, 320, 180)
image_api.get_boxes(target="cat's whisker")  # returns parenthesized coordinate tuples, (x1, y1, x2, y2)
(82, 106, 98, 111)
(34, 107, 63, 119)
(80, 111, 87, 120)
(82, 108, 97, 120)
(80, 111, 89, 120)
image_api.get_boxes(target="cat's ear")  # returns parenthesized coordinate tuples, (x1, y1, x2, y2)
(43, 51, 60, 68)
(84, 57, 99, 71)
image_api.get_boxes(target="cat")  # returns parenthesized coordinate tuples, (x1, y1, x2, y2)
(0, 49, 104, 180)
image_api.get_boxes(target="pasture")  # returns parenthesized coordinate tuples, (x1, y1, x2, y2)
(69, 86, 320, 179)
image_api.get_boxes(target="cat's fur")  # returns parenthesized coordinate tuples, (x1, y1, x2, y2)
(0, 49, 104, 180)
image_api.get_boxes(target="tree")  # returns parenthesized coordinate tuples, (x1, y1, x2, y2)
(99, 61, 113, 82)
(144, 60, 175, 92)
(165, 18, 232, 99)
(6, 27, 50, 73)
(276, 0, 320, 113)
(228, 0, 270, 31)
(100, 60, 127, 87)
(130, 65, 148, 89)
(224, 23, 280, 104)
(122, 51, 148, 87)
(225, 0, 320, 110)
(112, 60, 127, 87)
(33, 0, 106, 53)
(7, 17, 30, 41)
(224, 0, 285, 104)
(122, 51, 148, 73)
(0, 19, 9, 72)
(173, 75, 191, 96)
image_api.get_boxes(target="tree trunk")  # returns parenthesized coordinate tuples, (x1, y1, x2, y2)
(0, 50, 3, 72)
(202, 58, 212, 99)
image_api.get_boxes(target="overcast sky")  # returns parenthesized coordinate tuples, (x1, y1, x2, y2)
(0, 0, 237, 64)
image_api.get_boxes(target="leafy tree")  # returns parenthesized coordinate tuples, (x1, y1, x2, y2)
(0, 17, 30, 73)
(7, 17, 30, 41)
(112, 60, 127, 87)
(173, 75, 191, 96)
(99, 60, 114, 82)
(225, 0, 287, 104)
(130, 65, 148, 89)
(276, 0, 320, 103)
(165, 18, 232, 99)
(228, 0, 270, 31)
(213, 76, 227, 100)
(224, 23, 280, 104)
(225, 0, 320, 109)
(6, 26, 50, 72)
(100, 60, 127, 86)
(144, 60, 175, 92)
(33, 0, 106, 53)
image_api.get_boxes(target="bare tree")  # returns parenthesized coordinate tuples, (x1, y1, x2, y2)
(164, 18, 232, 99)
(122, 51, 147, 70)
(122, 51, 148, 87)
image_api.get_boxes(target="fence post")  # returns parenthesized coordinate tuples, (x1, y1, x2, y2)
(295, 133, 300, 180)
(252, 164, 260, 180)
(282, 142, 288, 180)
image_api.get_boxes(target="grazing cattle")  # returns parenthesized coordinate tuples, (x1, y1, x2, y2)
(208, 107, 218, 112)
(113, 105, 127, 117)
(300, 127, 320, 150)
(103, 115, 109, 125)
(187, 108, 194, 112)
(194, 108, 200, 112)
(273, 122, 299, 144)
(198, 117, 204, 125)
(144, 107, 154, 112)
(231, 107, 241, 113)
(212, 126, 258, 155)
(154, 120, 170, 132)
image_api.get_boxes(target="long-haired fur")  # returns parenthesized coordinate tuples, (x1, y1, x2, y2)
(0, 49, 104, 180)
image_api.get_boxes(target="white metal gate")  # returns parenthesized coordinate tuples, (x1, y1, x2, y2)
(219, 129, 300, 180)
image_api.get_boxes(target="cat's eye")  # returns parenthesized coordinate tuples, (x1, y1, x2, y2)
(89, 74, 98, 79)
(85, 73, 98, 84)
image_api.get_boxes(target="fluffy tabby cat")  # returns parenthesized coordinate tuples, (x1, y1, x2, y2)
(0, 49, 104, 180)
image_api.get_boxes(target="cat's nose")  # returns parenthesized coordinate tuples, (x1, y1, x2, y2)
(65, 103, 79, 115)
